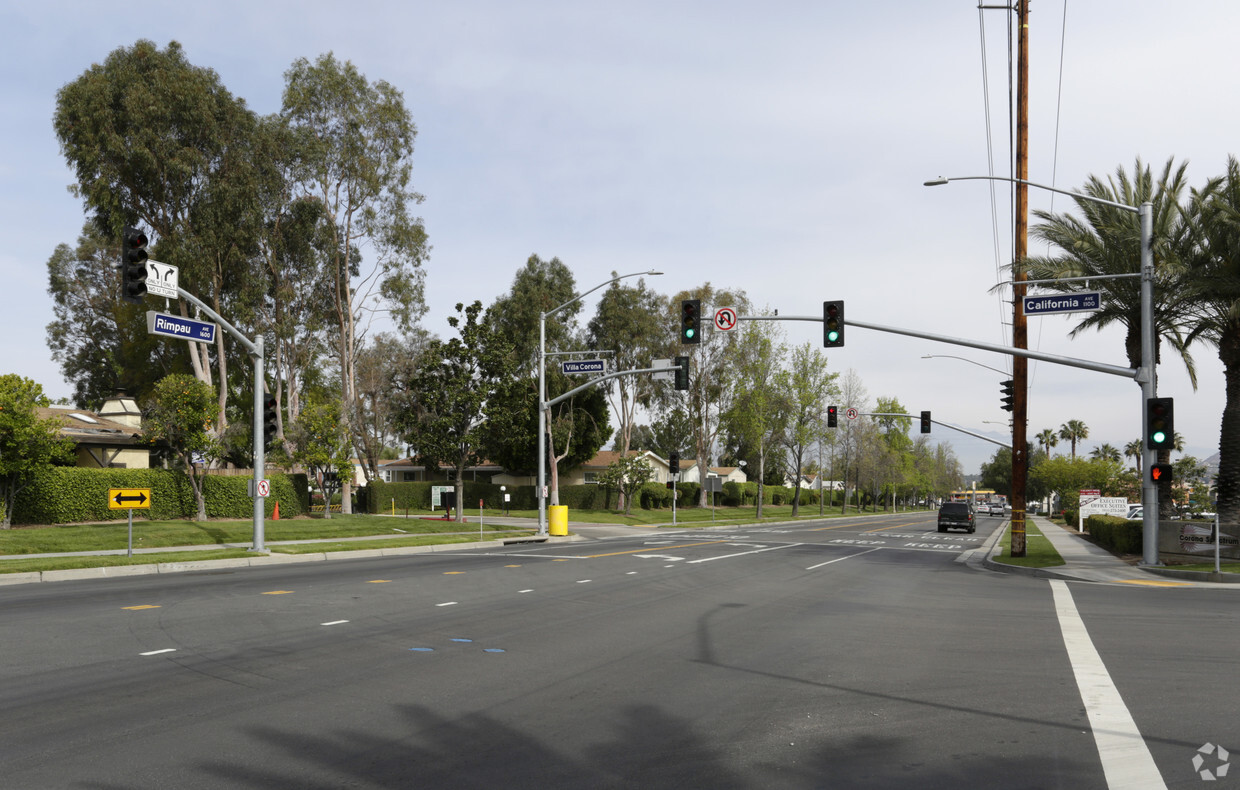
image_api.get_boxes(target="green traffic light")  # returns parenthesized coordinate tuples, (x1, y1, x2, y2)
(685, 328, 695, 339)
(1151, 430, 1166, 444)
(826, 330, 839, 342)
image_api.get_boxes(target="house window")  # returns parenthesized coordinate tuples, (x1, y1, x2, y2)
(584, 472, 598, 484)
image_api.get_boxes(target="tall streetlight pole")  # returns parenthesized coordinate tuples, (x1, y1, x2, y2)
(925, 175, 1158, 565)
(537, 270, 662, 534)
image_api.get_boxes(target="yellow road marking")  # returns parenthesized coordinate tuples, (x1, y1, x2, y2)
(261, 590, 294, 595)
(443, 571, 465, 575)
(505, 564, 521, 568)
(1117, 579, 1192, 587)
(122, 605, 160, 610)
(367, 579, 391, 584)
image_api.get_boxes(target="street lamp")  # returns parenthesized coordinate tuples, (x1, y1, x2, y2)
(537, 270, 662, 534)
(920, 354, 1009, 377)
(926, 175, 1158, 565)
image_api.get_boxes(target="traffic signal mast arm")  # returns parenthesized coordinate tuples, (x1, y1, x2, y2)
(546, 365, 672, 408)
(862, 412, 1012, 449)
(737, 313, 1139, 381)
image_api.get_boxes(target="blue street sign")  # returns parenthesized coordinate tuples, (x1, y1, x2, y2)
(146, 311, 217, 344)
(1022, 292, 1102, 316)
(561, 359, 606, 374)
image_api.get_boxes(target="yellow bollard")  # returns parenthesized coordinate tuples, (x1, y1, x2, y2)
(549, 505, 568, 536)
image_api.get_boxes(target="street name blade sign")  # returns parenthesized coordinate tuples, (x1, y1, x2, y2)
(109, 488, 151, 510)
(146, 311, 217, 344)
(145, 260, 178, 299)
(561, 359, 605, 374)
(1023, 292, 1102, 316)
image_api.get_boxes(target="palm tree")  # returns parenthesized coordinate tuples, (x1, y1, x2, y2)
(1036, 428, 1059, 457)
(1058, 420, 1089, 459)
(1124, 439, 1144, 476)
(1184, 156, 1240, 524)
(1023, 157, 1199, 382)
(1089, 443, 1121, 463)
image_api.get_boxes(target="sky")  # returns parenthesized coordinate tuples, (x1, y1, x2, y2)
(3, 0, 1238, 476)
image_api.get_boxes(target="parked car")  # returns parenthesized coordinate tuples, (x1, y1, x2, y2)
(1127, 506, 1143, 520)
(937, 501, 976, 533)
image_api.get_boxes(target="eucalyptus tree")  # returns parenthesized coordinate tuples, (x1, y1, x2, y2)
(720, 316, 787, 518)
(282, 52, 430, 513)
(393, 302, 523, 522)
(587, 276, 666, 465)
(46, 227, 193, 407)
(482, 256, 609, 495)
(1183, 156, 1240, 524)
(53, 39, 262, 426)
(778, 342, 840, 516)
(1058, 420, 1090, 459)
(675, 284, 751, 506)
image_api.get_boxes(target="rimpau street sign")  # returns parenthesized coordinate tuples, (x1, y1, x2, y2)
(146, 311, 217, 344)
(1022, 292, 1102, 316)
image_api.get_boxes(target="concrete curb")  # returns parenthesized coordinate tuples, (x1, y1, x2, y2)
(0, 534, 587, 587)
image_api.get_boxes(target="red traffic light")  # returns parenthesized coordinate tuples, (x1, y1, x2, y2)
(1150, 463, 1172, 483)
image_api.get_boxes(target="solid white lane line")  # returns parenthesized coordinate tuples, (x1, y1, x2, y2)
(687, 543, 802, 564)
(436, 602, 458, 607)
(806, 547, 883, 570)
(321, 620, 349, 626)
(1049, 580, 1167, 790)
(140, 649, 177, 656)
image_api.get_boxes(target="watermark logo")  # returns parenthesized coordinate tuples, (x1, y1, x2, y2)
(1192, 743, 1230, 781)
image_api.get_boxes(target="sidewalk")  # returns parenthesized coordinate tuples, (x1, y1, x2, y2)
(982, 515, 1240, 588)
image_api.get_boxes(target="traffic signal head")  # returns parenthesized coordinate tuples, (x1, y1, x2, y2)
(680, 299, 701, 344)
(674, 355, 690, 391)
(669, 451, 680, 475)
(920, 410, 931, 434)
(1000, 379, 1015, 412)
(827, 405, 838, 428)
(1150, 463, 1173, 484)
(121, 226, 148, 303)
(262, 393, 278, 449)
(823, 301, 844, 347)
(1146, 397, 1174, 450)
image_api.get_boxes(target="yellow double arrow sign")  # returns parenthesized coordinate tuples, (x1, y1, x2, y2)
(108, 488, 151, 510)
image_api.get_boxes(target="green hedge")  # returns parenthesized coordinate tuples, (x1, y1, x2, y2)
(1086, 514, 1142, 554)
(10, 467, 308, 525)
(361, 480, 539, 513)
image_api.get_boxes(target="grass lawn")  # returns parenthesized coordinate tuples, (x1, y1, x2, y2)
(991, 520, 1066, 569)
(0, 513, 536, 556)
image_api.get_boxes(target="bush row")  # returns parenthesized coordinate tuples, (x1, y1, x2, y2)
(1086, 514, 1142, 554)
(10, 467, 308, 525)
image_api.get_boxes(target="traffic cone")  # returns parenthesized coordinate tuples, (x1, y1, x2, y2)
(273, 501, 280, 520)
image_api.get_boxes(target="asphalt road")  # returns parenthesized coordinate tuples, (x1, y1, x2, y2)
(1, 512, 1236, 789)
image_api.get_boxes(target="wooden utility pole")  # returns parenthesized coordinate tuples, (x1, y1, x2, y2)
(1011, 0, 1030, 556)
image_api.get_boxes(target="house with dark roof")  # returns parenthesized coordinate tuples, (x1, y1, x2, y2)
(38, 392, 149, 468)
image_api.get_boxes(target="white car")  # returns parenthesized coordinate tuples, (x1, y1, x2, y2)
(1127, 506, 1143, 520)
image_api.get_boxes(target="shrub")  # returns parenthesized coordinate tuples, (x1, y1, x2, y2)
(1087, 514, 1142, 554)
(639, 482, 672, 509)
